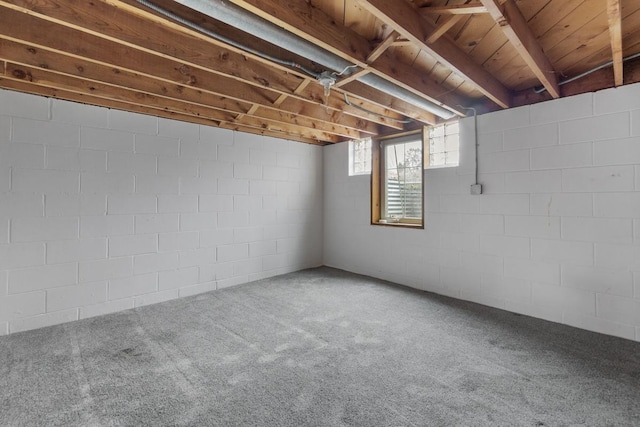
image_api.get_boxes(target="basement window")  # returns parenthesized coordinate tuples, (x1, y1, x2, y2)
(371, 130, 424, 228)
(426, 121, 459, 168)
(348, 137, 372, 176)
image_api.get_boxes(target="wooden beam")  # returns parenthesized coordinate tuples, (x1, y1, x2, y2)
(2, 62, 343, 142)
(367, 31, 400, 63)
(391, 39, 413, 47)
(334, 69, 371, 89)
(235, 103, 259, 123)
(480, 0, 560, 98)
(1, 72, 327, 146)
(1, 78, 218, 125)
(227, 0, 467, 117)
(0, 38, 366, 140)
(606, 0, 623, 86)
(340, 80, 437, 125)
(357, 0, 511, 108)
(131, 0, 411, 129)
(333, 32, 398, 90)
(0, 6, 382, 136)
(511, 55, 640, 108)
(272, 79, 312, 107)
(2, 0, 306, 97)
(426, 15, 464, 44)
(420, 4, 488, 15)
(0, 0, 396, 134)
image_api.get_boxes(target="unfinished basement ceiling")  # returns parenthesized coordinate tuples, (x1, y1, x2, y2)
(1, 0, 639, 145)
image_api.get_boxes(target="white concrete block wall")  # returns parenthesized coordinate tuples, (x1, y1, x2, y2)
(0, 89, 322, 335)
(324, 82, 640, 342)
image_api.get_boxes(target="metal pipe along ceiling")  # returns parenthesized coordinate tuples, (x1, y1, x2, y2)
(168, 0, 457, 120)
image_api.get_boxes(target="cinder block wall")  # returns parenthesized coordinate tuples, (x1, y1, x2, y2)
(0, 89, 323, 335)
(324, 83, 640, 342)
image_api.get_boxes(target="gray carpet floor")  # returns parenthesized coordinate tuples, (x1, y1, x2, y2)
(1, 267, 639, 426)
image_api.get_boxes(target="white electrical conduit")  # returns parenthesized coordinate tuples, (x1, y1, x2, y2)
(136, 0, 457, 120)
(457, 105, 479, 186)
(533, 52, 640, 94)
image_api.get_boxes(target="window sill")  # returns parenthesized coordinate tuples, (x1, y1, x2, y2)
(373, 221, 423, 229)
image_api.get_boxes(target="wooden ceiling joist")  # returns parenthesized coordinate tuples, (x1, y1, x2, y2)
(480, 0, 560, 98)
(367, 31, 401, 63)
(226, 0, 467, 118)
(0, 0, 416, 143)
(0, 35, 367, 142)
(606, 0, 623, 86)
(334, 31, 398, 92)
(1, 0, 639, 144)
(357, 0, 512, 109)
(333, 69, 370, 89)
(2, 61, 343, 142)
(426, 15, 465, 44)
(420, 3, 488, 15)
(1, 76, 331, 145)
(0, 2, 387, 137)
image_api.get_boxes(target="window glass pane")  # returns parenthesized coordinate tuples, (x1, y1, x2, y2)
(382, 135, 422, 221)
(427, 122, 459, 168)
(431, 152, 445, 165)
(446, 150, 459, 165)
(348, 137, 372, 175)
(429, 125, 444, 138)
(430, 136, 445, 155)
(444, 134, 458, 152)
(445, 122, 459, 136)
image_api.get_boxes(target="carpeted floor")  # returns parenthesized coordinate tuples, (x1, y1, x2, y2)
(1, 267, 639, 426)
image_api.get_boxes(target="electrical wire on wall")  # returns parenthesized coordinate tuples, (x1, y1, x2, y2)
(457, 105, 482, 195)
(533, 52, 640, 94)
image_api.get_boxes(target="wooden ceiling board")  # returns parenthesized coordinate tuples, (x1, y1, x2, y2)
(482, 0, 560, 97)
(312, 0, 345, 25)
(343, 0, 382, 39)
(505, 65, 546, 92)
(536, 0, 604, 55)
(0, 5, 395, 140)
(1, 0, 309, 101)
(1, 0, 639, 144)
(402, 47, 475, 98)
(560, 5, 640, 77)
(388, 44, 423, 67)
(482, 33, 524, 70)
(491, 0, 578, 91)
(359, 0, 511, 107)
(619, 9, 640, 56)
(449, 14, 495, 54)
(513, 0, 548, 21)
(441, 70, 466, 92)
(527, 0, 586, 39)
(456, 80, 484, 98)
(466, 29, 511, 80)
(405, 49, 454, 88)
(546, 11, 611, 71)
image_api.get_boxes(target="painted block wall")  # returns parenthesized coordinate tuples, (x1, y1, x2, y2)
(324, 82, 640, 342)
(0, 89, 323, 335)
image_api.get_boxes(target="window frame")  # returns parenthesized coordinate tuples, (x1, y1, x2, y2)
(371, 129, 425, 229)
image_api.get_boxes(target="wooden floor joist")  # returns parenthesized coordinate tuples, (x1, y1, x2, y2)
(0, 0, 638, 143)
